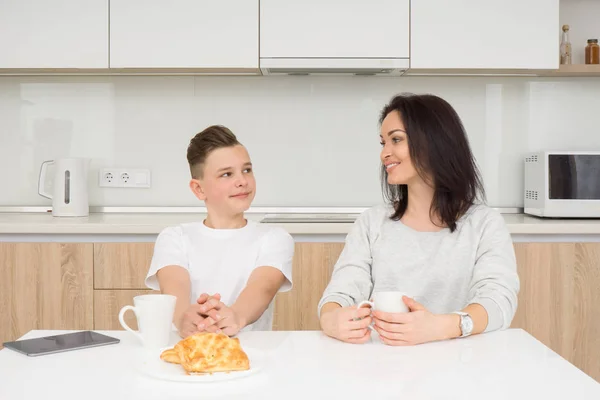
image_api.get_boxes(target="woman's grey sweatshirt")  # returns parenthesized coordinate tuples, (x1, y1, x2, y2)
(318, 204, 520, 332)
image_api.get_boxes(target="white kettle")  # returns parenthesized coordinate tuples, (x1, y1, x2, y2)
(38, 158, 90, 217)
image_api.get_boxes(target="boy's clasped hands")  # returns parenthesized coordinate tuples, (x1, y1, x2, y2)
(176, 293, 245, 338)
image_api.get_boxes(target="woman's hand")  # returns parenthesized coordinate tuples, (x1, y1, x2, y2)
(373, 296, 459, 346)
(320, 304, 372, 344)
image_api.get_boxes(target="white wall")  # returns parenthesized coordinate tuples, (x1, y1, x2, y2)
(1, 0, 599, 209)
(1, 74, 600, 208)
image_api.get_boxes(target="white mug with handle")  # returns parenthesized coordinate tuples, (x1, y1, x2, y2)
(118, 294, 176, 349)
(358, 291, 410, 330)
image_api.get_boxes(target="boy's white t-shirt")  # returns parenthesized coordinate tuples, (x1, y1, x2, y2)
(145, 220, 294, 332)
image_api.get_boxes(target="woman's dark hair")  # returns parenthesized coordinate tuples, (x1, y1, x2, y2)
(379, 93, 485, 232)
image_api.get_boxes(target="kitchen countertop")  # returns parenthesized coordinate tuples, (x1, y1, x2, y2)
(0, 211, 599, 235)
(1, 329, 599, 400)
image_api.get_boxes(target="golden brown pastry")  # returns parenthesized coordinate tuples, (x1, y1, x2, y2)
(159, 348, 181, 364)
(160, 332, 250, 374)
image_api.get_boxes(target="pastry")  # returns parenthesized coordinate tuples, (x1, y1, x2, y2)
(159, 348, 181, 364)
(160, 332, 250, 374)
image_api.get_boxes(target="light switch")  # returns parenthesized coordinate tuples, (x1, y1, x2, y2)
(135, 172, 147, 185)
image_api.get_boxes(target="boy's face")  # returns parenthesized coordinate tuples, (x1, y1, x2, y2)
(190, 145, 256, 215)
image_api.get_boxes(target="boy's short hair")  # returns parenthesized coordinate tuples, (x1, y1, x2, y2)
(187, 125, 241, 178)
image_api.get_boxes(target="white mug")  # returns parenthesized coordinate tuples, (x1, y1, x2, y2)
(358, 291, 410, 330)
(118, 294, 176, 349)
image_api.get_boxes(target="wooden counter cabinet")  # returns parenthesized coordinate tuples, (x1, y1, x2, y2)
(1, 239, 599, 383)
(0, 243, 93, 346)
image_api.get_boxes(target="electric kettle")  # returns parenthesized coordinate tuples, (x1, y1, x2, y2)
(38, 158, 90, 217)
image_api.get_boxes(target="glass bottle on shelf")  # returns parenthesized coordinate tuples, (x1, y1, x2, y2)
(560, 25, 572, 65)
(585, 39, 599, 65)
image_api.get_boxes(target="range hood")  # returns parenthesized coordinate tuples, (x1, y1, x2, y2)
(260, 58, 409, 76)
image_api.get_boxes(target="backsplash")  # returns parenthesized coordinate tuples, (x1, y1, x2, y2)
(1, 74, 600, 208)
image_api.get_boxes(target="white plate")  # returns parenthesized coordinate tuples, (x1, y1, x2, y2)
(137, 347, 266, 383)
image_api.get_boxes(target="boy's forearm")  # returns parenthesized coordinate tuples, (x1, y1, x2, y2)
(231, 283, 277, 328)
(230, 267, 285, 328)
(167, 286, 192, 328)
(156, 266, 192, 327)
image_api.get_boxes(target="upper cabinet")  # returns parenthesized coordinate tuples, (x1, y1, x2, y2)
(109, 0, 259, 72)
(410, 0, 560, 71)
(260, 0, 409, 66)
(0, 0, 568, 75)
(0, 0, 108, 69)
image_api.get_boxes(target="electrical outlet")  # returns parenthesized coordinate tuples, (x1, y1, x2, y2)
(99, 168, 151, 188)
(103, 171, 115, 184)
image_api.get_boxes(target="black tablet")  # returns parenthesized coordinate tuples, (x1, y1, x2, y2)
(3, 331, 120, 357)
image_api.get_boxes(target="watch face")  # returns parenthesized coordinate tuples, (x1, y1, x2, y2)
(463, 315, 474, 335)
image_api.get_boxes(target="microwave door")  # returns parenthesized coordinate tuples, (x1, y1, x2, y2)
(549, 154, 600, 200)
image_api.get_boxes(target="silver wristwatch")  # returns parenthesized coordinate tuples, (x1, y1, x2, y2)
(452, 311, 473, 338)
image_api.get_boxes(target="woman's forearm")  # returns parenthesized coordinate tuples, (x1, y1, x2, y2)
(440, 303, 489, 339)
(320, 302, 342, 316)
(464, 303, 488, 335)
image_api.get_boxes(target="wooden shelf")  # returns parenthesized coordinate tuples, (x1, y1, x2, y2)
(542, 64, 600, 77)
(404, 65, 600, 77)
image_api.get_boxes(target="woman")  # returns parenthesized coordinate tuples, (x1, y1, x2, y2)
(318, 93, 520, 346)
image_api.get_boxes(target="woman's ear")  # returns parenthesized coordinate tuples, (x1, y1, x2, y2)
(189, 178, 207, 201)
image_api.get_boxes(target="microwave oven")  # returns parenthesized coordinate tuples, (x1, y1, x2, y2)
(524, 151, 600, 218)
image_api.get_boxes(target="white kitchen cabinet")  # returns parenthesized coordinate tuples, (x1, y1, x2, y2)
(410, 0, 560, 70)
(0, 0, 108, 69)
(109, 0, 259, 71)
(260, 0, 409, 59)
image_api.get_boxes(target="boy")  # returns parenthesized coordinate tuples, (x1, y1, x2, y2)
(145, 125, 294, 338)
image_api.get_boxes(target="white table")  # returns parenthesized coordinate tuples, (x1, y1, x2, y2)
(1, 329, 599, 399)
